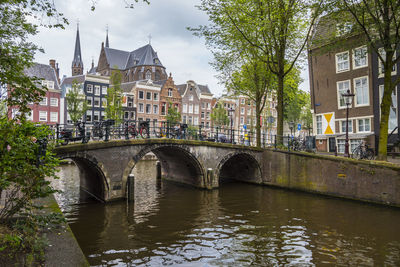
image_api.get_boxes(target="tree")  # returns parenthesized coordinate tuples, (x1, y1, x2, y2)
(66, 80, 88, 124)
(325, 0, 400, 160)
(192, 0, 323, 144)
(166, 103, 181, 125)
(105, 70, 124, 124)
(211, 103, 229, 127)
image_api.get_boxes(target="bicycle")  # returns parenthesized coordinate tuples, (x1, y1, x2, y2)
(127, 121, 149, 139)
(92, 121, 104, 140)
(351, 141, 374, 160)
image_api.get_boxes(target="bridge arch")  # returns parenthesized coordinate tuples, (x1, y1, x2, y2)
(59, 153, 109, 202)
(122, 144, 205, 192)
(216, 152, 262, 184)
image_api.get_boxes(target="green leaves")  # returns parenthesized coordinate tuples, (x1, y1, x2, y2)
(66, 80, 88, 124)
(105, 70, 124, 124)
(210, 103, 229, 127)
(166, 103, 181, 125)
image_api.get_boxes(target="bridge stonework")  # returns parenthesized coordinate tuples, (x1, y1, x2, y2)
(55, 139, 263, 202)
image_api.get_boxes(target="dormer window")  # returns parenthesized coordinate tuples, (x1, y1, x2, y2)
(145, 70, 152, 80)
(168, 89, 173, 97)
(189, 95, 194, 101)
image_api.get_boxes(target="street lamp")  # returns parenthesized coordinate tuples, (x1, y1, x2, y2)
(289, 121, 294, 136)
(342, 89, 355, 157)
(228, 107, 235, 144)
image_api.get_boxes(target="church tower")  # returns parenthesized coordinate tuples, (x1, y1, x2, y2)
(105, 26, 109, 48)
(71, 23, 83, 76)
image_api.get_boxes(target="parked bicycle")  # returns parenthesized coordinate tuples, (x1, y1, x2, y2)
(351, 141, 374, 160)
(127, 121, 149, 138)
(92, 121, 104, 140)
(59, 122, 90, 145)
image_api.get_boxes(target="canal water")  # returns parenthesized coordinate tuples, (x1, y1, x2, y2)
(54, 160, 400, 266)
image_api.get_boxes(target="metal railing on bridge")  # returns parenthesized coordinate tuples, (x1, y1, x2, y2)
(48, 120, 316, 151)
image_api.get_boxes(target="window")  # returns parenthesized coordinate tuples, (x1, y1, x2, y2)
(206, 112, 210, 120)
(87, 97, 93, 106)
(94, 85, 100, 95)
(145, 70, 152, 80)
(102, 98, 107, 107)
(146, 92, 152, 100)
(93, 111, 100, 121)
(354, 77, 369, 106)
(201, 112, 205, 119)
(336, 51, 350, 72)
(26, 111, 33, 121)
(353, 46, 367, 69)
(189, 95, 194, 101)
(153, 105, 158, 114)
(189, 104, 193, 113)
(378, 48, 397, 76)
(139, 103, 144, 113)
(206, 122, 210, 127)
(202, 102, 205, 109)
(50, 112, 58, 122)
(337, 139, 345, 154)
(11, 109, 20, 119)
(194, 117, 199, 125)
(336, 22, 352, 36)
(50, 98, 58, 107)
(168, 89, 173, 97)
(127, 97, 134, 108)
(42, 80, 54, 89)
(124, 112, 129, 119)
(241, 107, 245, 114)
(39, 111, 47, 121)
(161, 103, 166, 115)
(247, 109, 251, 115)
(207, 103, 210, 110)
(337, 80, 351, 109)
(194, 105, 199, 114)
(39, 97, 47, 106)
(94, 97, 100, 107)
(102, 86, 107, 95)
(379, 85, 398, 132)
(87, 84, 93, 93)
(341, 120, 352, 133)
(316, 115, 322, 134)
(139, 91, 144, 99)
(240, 117, 244, 124)
(350, 139, 362, 152)
(188, 116, 193, 125)
(183, 115, 187, 123)
(146, 104, 151, 114)
(153, 92, 159, 101)
(358, 118, 371, 132)
(241, 99, 245, 105)
(86, 110, 92, 122)
(183, 104, 187, 113)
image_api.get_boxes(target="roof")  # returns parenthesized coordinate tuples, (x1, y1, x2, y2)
(24, 63, 60, 90)
(60, 75, 85, 87)
(88, 65, 97, 74)
(120, 81, 137, 93)
(176, 81, 213, 97)
(153, 79, 167, 87)
(72, 27, 83, 68)
(104, 44, 164, 70)
(176, 84, 186, 95)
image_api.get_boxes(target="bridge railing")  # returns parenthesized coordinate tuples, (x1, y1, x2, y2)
(51, 120, 316, 150)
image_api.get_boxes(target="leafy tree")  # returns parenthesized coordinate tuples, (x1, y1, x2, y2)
(192, 0, 323, 144)
(166, 103, 181, 125)
(65, 80, 88, 124)
(211, 103, 229, 127)
(105, 70, 124, 124)
(300, 94, 313, 135)
(323, 0, 400, 160)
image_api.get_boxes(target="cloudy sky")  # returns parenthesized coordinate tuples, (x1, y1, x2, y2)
(31, 0, 309, 96)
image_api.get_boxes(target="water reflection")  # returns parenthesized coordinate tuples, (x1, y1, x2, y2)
(54, 160, 400, 266)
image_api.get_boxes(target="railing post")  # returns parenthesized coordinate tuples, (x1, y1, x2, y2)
(56, 123, 60, 141)
(216, 126, 219, 142)
(105, 121, 110, 142)
(274, 135, 277, 150)
(288, 134, 290, 152)
(198, 125, 202, 141)
(81, 121, 86, 143)
(125, 121, 129, 140)
(232, 129, 235, 145)
(166, 121, 170, 138)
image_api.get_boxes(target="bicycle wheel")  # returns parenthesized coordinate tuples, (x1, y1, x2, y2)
(140, 127, 149, 138)
(365, 149, 375, 160)
(351, 147, 361, 159)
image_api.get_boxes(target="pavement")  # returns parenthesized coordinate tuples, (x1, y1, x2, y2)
(316, 151, 400, 165)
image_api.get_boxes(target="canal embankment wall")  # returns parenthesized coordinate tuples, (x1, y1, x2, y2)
(262, 149, 400, 207)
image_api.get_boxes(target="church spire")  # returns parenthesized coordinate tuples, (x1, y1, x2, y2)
(105, 25, 109, 48)
(72, 22, 83, 76)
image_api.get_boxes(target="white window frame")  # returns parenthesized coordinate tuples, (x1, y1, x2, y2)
(339, 119, 353, 133)
(50, 112, 58, 122)
(352, 46, 368, 69)
(168, 89, 173, 97)
(354, 76, 369, 107)
(336, 51, 350, 73)
(39, 111, 47, 121)
(39, 97, 47, 106)
(153, 105, 158, 114)
(357, 117, 372, 133)
(153, 92, 158, 101)
(138, 103, 144, 113)
(146, 92, 152, 100)
(94, 85, 100, 96)
(241, 107, 245, 114)
(316, 115, 322, 135)
(183, 104, 187, 113)
(378, 48, 397, 78)
(146, 104, 151, 114)
(189, 104, 193, 114)
(194, 105, 199, 114)
(189, 95, 194, 101)
(86, 110, 92, 122)
(379, 85, 398, 133)
(87, 84, 93, 93)
(26, 111, 33, 121)
(94, 97, 100, 107)
(337, 80, 351, 109)
(102, 86, 107, 95)
(93, 111, 100, 121)
(138, 91, 144, 100)
(50, 97, 58, 107)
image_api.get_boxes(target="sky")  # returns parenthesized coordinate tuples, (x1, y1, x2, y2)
(31, 0, 309, 96)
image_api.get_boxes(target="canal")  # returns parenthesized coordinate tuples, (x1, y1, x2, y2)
(54, 159, 400, 266)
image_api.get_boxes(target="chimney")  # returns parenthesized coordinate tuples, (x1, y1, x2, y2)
(49, 59, 60, 84)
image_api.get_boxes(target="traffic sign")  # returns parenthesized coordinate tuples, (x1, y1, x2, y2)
(243, 124, 247, 130)
(297, 123, 301, 131)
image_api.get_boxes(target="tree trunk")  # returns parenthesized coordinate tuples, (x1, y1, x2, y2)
(256, 100, 261, 147)
(276, 72, 284, 144)
(377, 65, 393, 161)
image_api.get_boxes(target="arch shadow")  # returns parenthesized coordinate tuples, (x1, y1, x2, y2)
(216, 152, 262, 184)
(122, 144, 205, 194)
(59, 154, 109, 202)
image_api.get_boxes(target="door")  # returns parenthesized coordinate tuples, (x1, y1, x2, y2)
(329, 137, 336, 152)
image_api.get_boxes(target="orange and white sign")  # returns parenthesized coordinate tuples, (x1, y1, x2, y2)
(322, 112, 335, 135)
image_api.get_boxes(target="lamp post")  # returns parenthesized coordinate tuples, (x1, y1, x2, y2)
(228, 107, 235, 144)
(289, 121, 294, 136)
(342, 89, 355, 157)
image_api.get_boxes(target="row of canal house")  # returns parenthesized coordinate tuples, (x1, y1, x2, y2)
(309, 14, 399, 154)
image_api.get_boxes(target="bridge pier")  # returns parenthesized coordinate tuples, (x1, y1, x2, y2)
(127, 174, 134, 202)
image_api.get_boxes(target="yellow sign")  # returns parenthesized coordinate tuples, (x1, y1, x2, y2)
(324, 113, 333, 134)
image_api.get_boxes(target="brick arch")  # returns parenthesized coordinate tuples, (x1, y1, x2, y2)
(58, 152, 110, 201)
(122, 144, 206, 194)
(216, 151, 262, 184)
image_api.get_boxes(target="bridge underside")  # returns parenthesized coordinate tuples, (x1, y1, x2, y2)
(218, 153, 262, 184)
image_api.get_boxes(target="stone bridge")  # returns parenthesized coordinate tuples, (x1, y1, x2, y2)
(54, 139, 264, 202)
